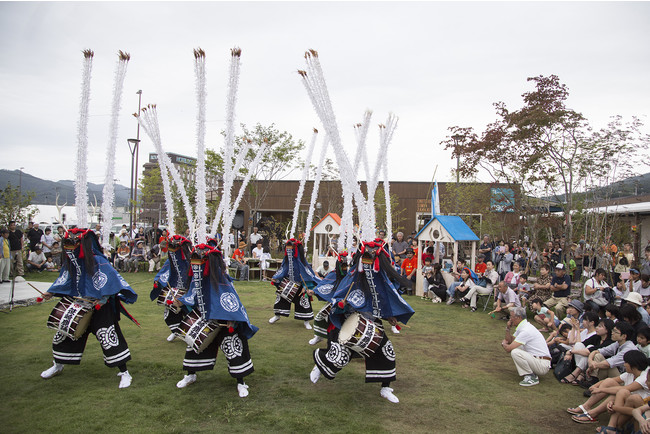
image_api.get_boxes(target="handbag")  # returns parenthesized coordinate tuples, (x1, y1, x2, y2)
(554, 354, 574, 381)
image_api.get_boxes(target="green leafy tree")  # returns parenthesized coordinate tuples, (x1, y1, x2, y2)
(0, 183, 37, 226)
(217, 123, 305, 229)
(443, 75, 649, 251)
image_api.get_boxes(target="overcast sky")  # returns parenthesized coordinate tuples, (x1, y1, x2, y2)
(1, 1, 649, 188)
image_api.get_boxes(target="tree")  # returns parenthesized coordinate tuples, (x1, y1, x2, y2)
(0, 183, 37, 226)
(443, 75, 649, 251)
(138, 166, 164, 225)
(216, 123, 305, 228)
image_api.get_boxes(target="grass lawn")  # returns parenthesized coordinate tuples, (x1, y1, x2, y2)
(1, 272, 599, 433)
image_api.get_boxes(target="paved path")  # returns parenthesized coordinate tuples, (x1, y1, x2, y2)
(0, 278, 53, 309)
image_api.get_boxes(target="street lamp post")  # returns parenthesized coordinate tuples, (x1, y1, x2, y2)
(128, 90, 143, 233)
(127, 139, 141, 232)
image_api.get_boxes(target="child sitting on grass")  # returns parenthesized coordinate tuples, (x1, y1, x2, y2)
(517, 274, 532, 306)
(636, 327, 650, 359)
(546, 323, 571, 346)
(531, 297, 559, 332)
(45, 256, 57, 272)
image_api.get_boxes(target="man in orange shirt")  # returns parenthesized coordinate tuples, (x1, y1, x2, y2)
(231, 241, 249, 281)
(401, 248, 418, 294)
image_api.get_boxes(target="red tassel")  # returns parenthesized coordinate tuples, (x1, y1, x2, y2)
(78, 243, 84, 259)
(396, 324, 401, 331)
(166, 299, 173, 305)
(327, 323, 336, 333)
(153, 282, 158, 289)
(94, 304, 102, 310)
(228, 326, 234, 333)
(373, 257, 380, 273)
(36, 297, 43, 303)
(202, 260, 210, 277)
(337, 300, 345, 308)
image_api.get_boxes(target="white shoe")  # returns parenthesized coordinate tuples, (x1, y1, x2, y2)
(166, 333, 176, 342)
(237, 383, 249, 398)
(14, 276, 25, 282)
(118, 371, 132, 389)
(309, 336, 324, 345)
(380, 386, 399, 403)
(391, 325, 400, 334)
(41, 362, 64, 379)
(310, 365, 321, 384)
(304, 321, 313, 330)
(268, 315, 280, 324)
(176, 374, 197, 388)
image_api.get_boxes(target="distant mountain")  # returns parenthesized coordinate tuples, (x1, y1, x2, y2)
(0, 169, 132, 206)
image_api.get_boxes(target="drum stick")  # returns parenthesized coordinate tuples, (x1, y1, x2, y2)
(27, 282, 46, 296)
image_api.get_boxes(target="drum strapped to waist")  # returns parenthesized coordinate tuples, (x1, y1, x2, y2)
(177, 310, 225, 354)
(47, 296, 95, 340)
(156, 287, 187, 314)
(276, 278, 301, 302)
(338, 312, 384, 357)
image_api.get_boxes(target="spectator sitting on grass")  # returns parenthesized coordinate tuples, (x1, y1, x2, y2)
(516, 273, 532, 307)
(620, 301, 647, 344)
(560, 318, 614, 386)
(636, 327, 650, 359)
(27, 245, 47, 272)
(583, 268, 610, 314)
(606, 304, 622, 323)
(400, 248, 418, 294)
(569, 349, 649, 424)
(126, 240, 146, 273)
(489, 281, 521, 319)
(546, 322, 571, 346)
(586, 320, 637, 382)
(501, 306, 551, 387)
(544, 263, 572, 320)
(115, 240, 130, 271)
(531, 297, 559, 332)
(316, 260, 331, 278)
(463, 259, 499, 313)
(45, 256, 57, 272)
(424, 262, 446, 303)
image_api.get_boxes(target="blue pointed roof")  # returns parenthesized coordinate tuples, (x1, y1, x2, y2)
(415, 215, 479, 241)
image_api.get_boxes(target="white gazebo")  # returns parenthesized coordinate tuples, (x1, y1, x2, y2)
(310, 213, 341, 270)
(414, 215, 480, 296)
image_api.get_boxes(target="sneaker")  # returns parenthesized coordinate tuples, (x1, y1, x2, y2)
(432, 298, 441, 304)
(391, 325, 400, 334)
(446, 297, 455, 305)
(237, 383, 249, 398)
(176, 374, 197, 388)
(309, 336, 324, 345)
(471, 307, 477, 312)
(41, 362, 64, 379)
(166, 333, 176, 342)
(519, 374, 539, 387)
(310, 365, 321, 384)
(304, 321, 313, 330)
(380, 386, 399, 403)
(268, 315, 280, 324)
(118, 371, 132, 388)
(2, 280, 9, 283)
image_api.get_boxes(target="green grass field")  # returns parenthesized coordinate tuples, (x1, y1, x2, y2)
(1, 272, 598, 433)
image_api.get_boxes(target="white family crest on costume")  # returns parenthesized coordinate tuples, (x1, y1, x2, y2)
(318, 283, 334, 295)
(275, 294, 281, 305)
(382, 339, 396, 361)
(220, 292, 240, 312)
(96, 325, 119, 349)
(52, 331, 65, 345)
(92, 270, 108, 290)
(54, 270, 69, 286)
(220, 334, 243, 358)
(118, 275, 129, 288)
(348, 289, 365, 307)
(299, 294, 311, 309)
(326, 342, 351, 368)
(160, 269, 170, 283)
